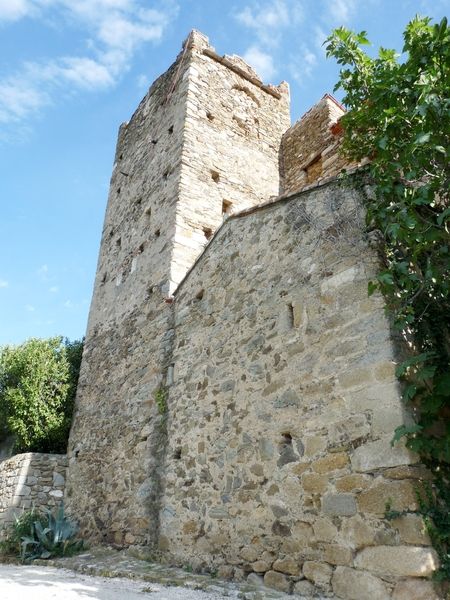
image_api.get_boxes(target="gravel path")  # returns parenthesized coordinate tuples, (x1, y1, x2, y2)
(0, 564, 231, 600)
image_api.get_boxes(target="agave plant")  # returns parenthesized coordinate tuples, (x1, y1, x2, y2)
(20, 504, 83, 561)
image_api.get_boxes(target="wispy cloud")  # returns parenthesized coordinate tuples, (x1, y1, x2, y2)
(243, 46, 276, 80)
(0, 279, 9, 288)
(25, 304, 35, 312)
(234, 1, 304, 81)
(289, 46, 318, 85)
(0, 1, 179, 130)
(36, 264, 49, 280)
(64, 299, 74, 309)
(0, 0, 35, 22)
(49, 285, 59, 293)
(326, 0, 357, 24)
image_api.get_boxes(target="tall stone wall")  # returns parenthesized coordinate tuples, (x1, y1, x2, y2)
(66, 30, 290, 547)
(0, 453, 67, 533)
(65, 35, 188, 546)
(172, 32, 290, 289)
(280, 95, 355, 195)
(160, 180, 437, 598)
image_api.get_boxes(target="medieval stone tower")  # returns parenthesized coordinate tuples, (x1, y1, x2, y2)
(66, 30, 439, 600)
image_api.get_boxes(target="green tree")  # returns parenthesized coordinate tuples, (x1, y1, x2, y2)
(325, 16, 450, 464)
(0, 337, 83, 453)
(326, 16, 450, 580)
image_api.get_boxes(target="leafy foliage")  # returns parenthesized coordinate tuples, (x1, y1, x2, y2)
(325, 16, 449, 464)
(326, 15, 450, 579)
(0, 337, 84, 453)
(417, 473, 450, 581)
(0, 504, 83, 561)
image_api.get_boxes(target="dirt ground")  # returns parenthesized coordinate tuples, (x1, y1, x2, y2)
(0, 564, 232, 600)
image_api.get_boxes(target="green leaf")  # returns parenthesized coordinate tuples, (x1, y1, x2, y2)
(368, 281, 378, 296)
(391, 423, 423, 445)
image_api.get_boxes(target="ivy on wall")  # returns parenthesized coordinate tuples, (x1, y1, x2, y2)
(326, 16, 450, 578)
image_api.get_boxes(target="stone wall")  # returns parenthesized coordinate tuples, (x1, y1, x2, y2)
(0, 453, 67, 532)
(159, 180, 437, 598)
(280, 95, 356, 195)
(65, 30, 440, 600)
(66, 30, 290, 547)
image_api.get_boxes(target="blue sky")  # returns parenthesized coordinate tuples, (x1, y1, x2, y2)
(0, 0, 447, 345)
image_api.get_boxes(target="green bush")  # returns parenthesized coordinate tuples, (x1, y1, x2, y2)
(0, 337, 84, 453)
(0, 504, 83, 562)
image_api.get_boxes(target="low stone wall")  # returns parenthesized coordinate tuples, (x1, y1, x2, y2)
(0, 453, 67, 533)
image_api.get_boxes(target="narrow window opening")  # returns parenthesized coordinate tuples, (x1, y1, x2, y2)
(195, 289, 204, 301)
(222, 199, 233, 215)
(151, 139, 158, 145)
(155, 229, 161, 238)
(138, 242, 145, 254)
(280, 432, 293, 446)
(203, 227, 213, 241)
(101, 273, 107, 285)
(168, 125, 174, 134)
(211, 170, 220, 183)
(118, 153, 123, 160)
(135, 197, 142, 205)
(116, 237, 121, 248)
(206, 112, 215, 121)
(163, 168, 170, 180)
(116, 187, 121, 195)
(287, 303, 294, 329)
(145, 205, 152, 216)
(173, 448, 182, 460)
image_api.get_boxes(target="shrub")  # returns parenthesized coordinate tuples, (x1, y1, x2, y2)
(0, 504, 83, 562)
(0, 337, 83, 453)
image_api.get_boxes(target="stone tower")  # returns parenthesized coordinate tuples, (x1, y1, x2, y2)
(65, 30, 290, 545)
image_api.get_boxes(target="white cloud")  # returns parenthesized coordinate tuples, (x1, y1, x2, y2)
(0, 279, 9, 288)
(0, 0, 34, 22)
(136, 73, 150, 90)
(243, 46, 276, 80)
(235, 0, 303, 46)
(25, 304, 35, 312)
(37, 264, 49, 278)
(289, 46, 318, 84)
(49, 285, 59, 293)
(0, 1, 179, 128)
(327, 0, 356, 24)
(64, 299, 74, 308)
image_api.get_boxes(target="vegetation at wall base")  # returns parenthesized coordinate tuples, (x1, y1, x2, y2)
(0, 337, 84, 454)
(326, 15, 450, 580)
(0, 504, 83, 562)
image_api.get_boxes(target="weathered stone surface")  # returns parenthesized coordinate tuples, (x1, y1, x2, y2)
(302, 561, 332, 587)
(263, 570, 291, 593)
(58, 28, 437, 591)
(340, 515, 376, 549)
(272, 557, 301, 576)
(351, 438, 418, 472)
(293, 580, 316, 597)
(322, 493, 357, 516)
(313, 452, 349, 473)
(358, 479, 417, 515)
(322, 544, 353, 566)
(355, 546, 439, 577)
(392, 578, 442, 600)
(0, 453, 67, 532)
(332, 566, 390, 600)
(392, 514, 431, 545)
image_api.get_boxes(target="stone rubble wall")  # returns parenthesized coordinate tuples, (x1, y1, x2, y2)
(280, 95, 357, 195)
(172, 31, 290, 290)
(64, 30, 440, 600)
(160, 179, 438, 599)
(0, 453, 67, 533)
(65, 31, 290, 548)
